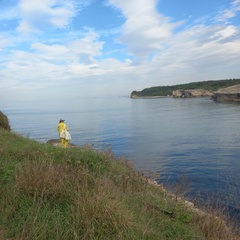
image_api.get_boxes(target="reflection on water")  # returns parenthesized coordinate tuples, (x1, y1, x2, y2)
(3, 97, 240, 221)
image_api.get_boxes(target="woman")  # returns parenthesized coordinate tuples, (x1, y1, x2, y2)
(57, 119, 70, 147)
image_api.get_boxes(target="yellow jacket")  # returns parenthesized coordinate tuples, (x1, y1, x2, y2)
(57, 122, 68, 135)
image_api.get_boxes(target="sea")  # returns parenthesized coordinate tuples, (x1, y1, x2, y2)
(2, 96, 240, 222)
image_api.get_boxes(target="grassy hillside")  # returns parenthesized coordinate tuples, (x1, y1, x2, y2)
(0, 128, 239, 239)
(131, 78, 240, 97)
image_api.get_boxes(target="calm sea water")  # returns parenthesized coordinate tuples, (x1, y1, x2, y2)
(3, 97, 240, 220)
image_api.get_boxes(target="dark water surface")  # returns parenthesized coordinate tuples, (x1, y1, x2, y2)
(3, 97, 240, 221)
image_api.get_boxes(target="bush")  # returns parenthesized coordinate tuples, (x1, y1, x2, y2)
(0, 111, 11, 131)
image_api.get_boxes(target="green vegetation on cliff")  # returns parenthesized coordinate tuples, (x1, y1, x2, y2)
(0, 127, 239, 239)
(131, 78, 240, 97)
(0, 111, 11, 131)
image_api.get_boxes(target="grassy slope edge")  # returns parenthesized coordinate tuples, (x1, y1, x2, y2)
(0, 129, 239, 239)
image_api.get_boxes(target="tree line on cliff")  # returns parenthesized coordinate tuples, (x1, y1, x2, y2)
(131, 78, 240, 97)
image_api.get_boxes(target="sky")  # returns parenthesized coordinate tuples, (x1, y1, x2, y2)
(0, 0, 240, 106)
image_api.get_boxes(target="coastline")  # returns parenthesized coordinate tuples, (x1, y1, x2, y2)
(145, 178, 231, 233)
(130, 96, 171, 99)
(47, 138, 232, 233)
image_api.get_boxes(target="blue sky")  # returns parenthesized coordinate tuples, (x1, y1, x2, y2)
(0, 0, 240, 105)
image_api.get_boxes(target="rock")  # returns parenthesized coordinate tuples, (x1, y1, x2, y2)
(172, 89, 213, 98)
(184, 200, 194, 209)
(212, 84, 240, 102)
(46, 139, 78, 148)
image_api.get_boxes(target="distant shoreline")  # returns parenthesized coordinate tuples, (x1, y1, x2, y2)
(130, 96, 171, 99)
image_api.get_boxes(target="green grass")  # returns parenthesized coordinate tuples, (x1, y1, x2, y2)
(0, 129, 239, 239)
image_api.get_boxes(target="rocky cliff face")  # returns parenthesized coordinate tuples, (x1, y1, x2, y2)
(212, 84, 240, 102)
(172, 89, 213, 98)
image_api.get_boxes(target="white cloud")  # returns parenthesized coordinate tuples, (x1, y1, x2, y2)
(17, 0, 77, 33)
(108, 0, 179, 59)
(28, 30, 104, 65)
(214, 9, 236, 23)
(0, 29, 117, 92)
(214, 0, 240, 23)
(67, 31, 104, 62)
(210, 25, 238, 40)
(145, 23, 240, 85)
(0, 34, 11, 50)
(232, 0, 240, 7)
(0, 7, 18, 21)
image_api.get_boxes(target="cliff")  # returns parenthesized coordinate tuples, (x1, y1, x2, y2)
(130, 79, 240, 98)
(172, 89, 213, 98)
(212, 84, 240, 102)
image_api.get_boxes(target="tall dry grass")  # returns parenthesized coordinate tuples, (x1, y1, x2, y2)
(0, 129, 239, 239)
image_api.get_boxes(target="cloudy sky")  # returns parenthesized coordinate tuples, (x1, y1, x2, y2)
(1, 0, 240, 105)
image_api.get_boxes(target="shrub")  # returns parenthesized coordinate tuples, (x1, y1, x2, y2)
(0, 111, 11, 131)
